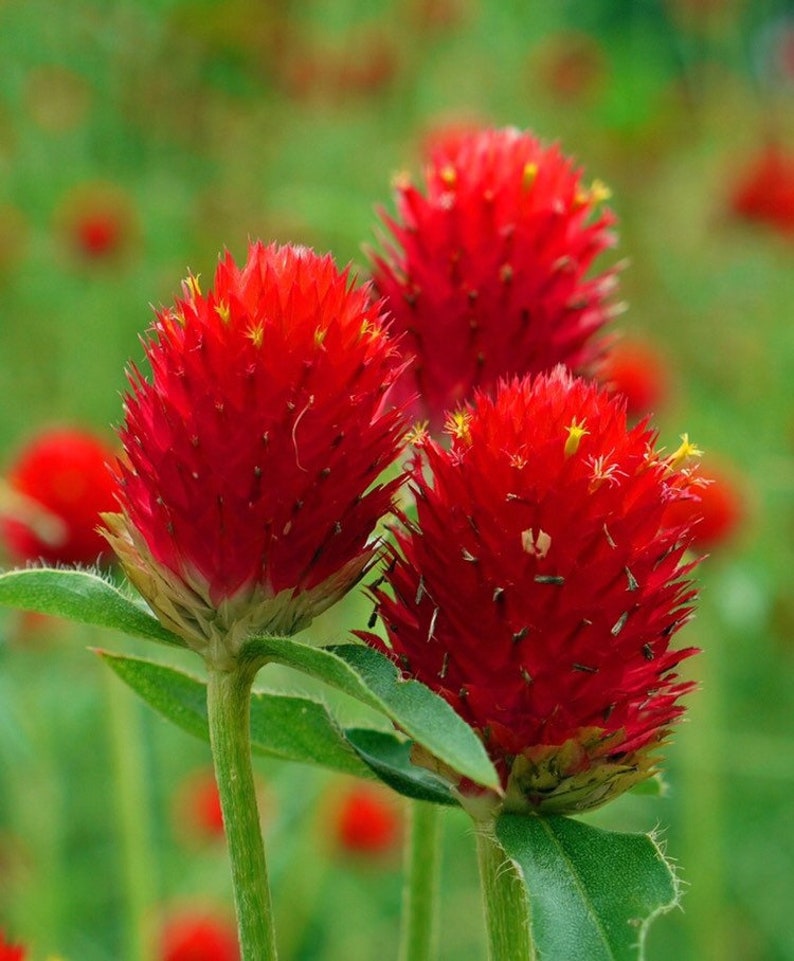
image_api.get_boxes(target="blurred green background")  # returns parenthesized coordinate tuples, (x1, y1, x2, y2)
(1, 0, 793, 959)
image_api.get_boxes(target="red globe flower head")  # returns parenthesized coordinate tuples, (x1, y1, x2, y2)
(596, 336, 671, 420)
(0, 931, 25, 961)
(332, 781, 402, 857)
(363, 368, 701, 816)
(103, 242, 407, 661)
(160, 912, 239, 961)
(729, 144, 794, 237)
(368, 126, 620, 432)
(662, 459, 746, 551)
(1, 427, 118, 566)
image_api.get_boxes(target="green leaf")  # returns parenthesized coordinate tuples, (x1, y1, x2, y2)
(344, 727, 456, 806)
(497, 814, 680, 961)
(241, 635, 499, 791)
(0, 567, 184, 648)
(99, 650, 370, 777)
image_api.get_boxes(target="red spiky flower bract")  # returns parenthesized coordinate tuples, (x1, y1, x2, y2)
(104, 241, 406, 660)
(368, 126, 619, 431)
(364, 368, 701, 816)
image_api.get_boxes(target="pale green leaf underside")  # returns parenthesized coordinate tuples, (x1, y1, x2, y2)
(242, 635, 498, 791)
(0, 567, 185, 647)
(497, 814, 679, 961)
(100, 651, 456, 805)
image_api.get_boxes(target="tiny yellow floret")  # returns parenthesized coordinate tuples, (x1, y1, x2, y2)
(667, 433, 703, 471)
(522, 162, 538, 189)
(589, 179, 612, 204)
(406, 421, 430, 446)
(564, 418, 589, 457)
(440, 164, 458, 188)
(183, 272, 202, 299)
(444, 409, 473, 444)
(246, 323, 264, 348)
(214, 300, 231, 325)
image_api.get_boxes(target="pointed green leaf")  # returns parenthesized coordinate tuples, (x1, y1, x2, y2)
(344, 727, 457, 806)
(241, 636, 498, 791)
(99, 650, 369, 776)
(0, 567, 184, 647)
(497, 814, 680, 961)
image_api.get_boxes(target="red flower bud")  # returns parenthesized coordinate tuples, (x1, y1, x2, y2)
(104, 242, 406, 660)
(364, 368, 701, 815)
(369, 126, 619, 431)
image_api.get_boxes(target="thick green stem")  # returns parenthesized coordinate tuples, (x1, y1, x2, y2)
(476, 826, 535, 961)
(104, 666, 155, 961)
(206, 665, 278, 961)
(398, 801, 443, 961)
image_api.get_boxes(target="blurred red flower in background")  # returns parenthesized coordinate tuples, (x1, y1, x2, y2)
(0, 931, 25, 961)
(173, 768, 225, 842)
(364, 368, 701, 815)
(596, 336, 671, 419)
(369, 126, 619, 431)
(104, 241, 407, 654)
(160, 912, 239, 961)
(1, 427, 117, 566)
(333, 782, 402, 856)
(57, 182, 136, 261)
(663, 459, 746, 551)
(729, 144, 794, 236)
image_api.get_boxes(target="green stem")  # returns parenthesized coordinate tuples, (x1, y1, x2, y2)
(104, 666, 155, 961)
(398, 801, 443, 961)
(206, 664, 278, 961)
(475, 826, 535, 961)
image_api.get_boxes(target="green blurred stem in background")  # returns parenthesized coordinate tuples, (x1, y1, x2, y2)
(398, 801, 443, 961)
(476, 826, 535, 961)
(104, 663, 155, 961)
(206, 663, 279, 961)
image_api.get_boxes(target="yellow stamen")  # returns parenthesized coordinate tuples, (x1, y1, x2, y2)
(246, 323, 264, 348)
(444, 409, 472, 445)
(214, 300, 230, 325)
(589, 178, 612, 204)
(406, 421, 430, 446)
(440, 164, 457, 188)
(564, 418, 589, 457)
(522, 162, 538, 189)
(183, 272, 201, 299)
(314, 326, 327, 347)
(667, 433, 703, 471)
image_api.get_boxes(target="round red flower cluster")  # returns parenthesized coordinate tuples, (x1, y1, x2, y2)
(91, 126, 707, 817)
(364, 369, 701, 813)
(369, 125, 619, 430)
(104, 242, 407, 659)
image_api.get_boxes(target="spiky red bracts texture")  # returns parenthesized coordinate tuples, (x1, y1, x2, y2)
(363, 368, 701, 815)
(368, 127, 619, 432)
(104, 242, 407, 658)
